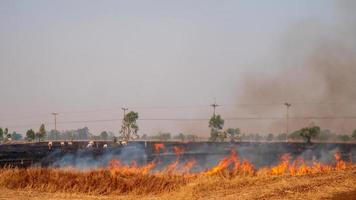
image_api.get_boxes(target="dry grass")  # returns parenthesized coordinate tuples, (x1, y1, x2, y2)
(0, 168, 192, 195)
(0, 167, 356, 199)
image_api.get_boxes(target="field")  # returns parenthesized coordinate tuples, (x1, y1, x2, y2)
(0, 167, 355, 200)
(0, 149, 355, 200)
(1, 143, 355, 199)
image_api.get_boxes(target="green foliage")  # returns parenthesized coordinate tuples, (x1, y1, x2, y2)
(266, 133, 274, 141)
(26, 129, 35, 141)
(352, 129, 356, 140)
(0, 128, 3, 140)
(209, 115, 224, 130)
(225, 128, 241, 141)
(218, 131, 227, 142)
(209, 115, 224, 142)
(299, 125, 320, 144)
(11, 132, 23, 140)
(4, 128, 9, 138)
(47, 130, 60, 140)
(276, 133, 288, 141)
(174, 133, 186, 142)
(338, 134, 350, 142)
(151, 132, 171, 141)
(36, 124, 46, 141)
(100, 131, 109, 140)
(120, 111, 139, 141)
(186, 134, 198, 142)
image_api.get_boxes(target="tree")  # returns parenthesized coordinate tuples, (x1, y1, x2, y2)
(225, 128, 241, 142)
(338, 134, 350, 142)
(352, 129, 356, 140)
(120, 111, 139, 142)
(276, 133, 288, 141)
(0, 128, 3, 141)
(174, 133, 186, 142)
(11, 132, 23, 141)
(218, 131, 227, 142)
(299, 125, 320, 144)
(26, 129, 35, 141)
(151, 132, 171, 141)
(100, 131, 109, 140)
(254, 133, 262, 141)
(4, 128, 9, 138)
(36, 124, 46, 142)
(209, 114, 224, 142)
(47, 130, 61, 140)
(186, 134, 198, 142)
(266, 133, 274, 141)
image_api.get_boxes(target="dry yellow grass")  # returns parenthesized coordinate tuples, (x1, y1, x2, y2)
(0, 167, 355, 200)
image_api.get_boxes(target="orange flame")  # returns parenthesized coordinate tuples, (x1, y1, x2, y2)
(154, 143, 165, 154)
(173, 146, 185, 157)
(107, 150, 352, 177)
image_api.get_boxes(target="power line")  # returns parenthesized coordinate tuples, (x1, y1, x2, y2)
(2, 102, 356, 121)
(5, 116, 356, 129)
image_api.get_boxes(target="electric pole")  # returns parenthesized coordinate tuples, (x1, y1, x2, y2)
(284, 102, 292, 139)
(121, 107, 128, 118)
(210, 101, 219, 116)
(52, 112, 59, 131)
(121, 107, 128, 141)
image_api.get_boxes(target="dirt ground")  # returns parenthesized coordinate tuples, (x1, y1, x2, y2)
(1, 169, 355, 200)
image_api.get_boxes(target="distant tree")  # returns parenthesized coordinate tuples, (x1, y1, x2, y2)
(36, 124, 46, 142)
(77, 127, 90, 140)
(338, 134, 351, 142)
(254, 133, 262, 141)
(288, 130, 303, 141)
(317, 129, 336, 141)
(4, 128, 9, 138)
(11, 132, 23, 141)
(266, 133, 274, 141)
(141, 134, 148, 140)
(174, 133, 186, 142)
(276, 133, 288, 141)
(299, 125, 320, 144)
(120, 111, 139, 142)
(26, 129, 35, 141)
(100, 131, 109, 140)
(225, 128, 241, 142)
(352, 129, 356, 140)
(218, 131, 227, 142)
(209, 114, 224, 142)
(186, 134, 198, 142)
(0, 128, 3, 141)
(47, 130, 61, 140)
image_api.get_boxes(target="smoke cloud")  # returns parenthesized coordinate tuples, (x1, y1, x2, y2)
(237, 0, 356, 134)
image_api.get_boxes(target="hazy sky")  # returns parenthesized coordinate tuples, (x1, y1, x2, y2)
(1, 0, 351, 136)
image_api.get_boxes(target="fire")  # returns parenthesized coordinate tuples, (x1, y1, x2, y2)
(108, 159, 156, 174)
(269, 151, 351, 176)
(154, 143, 165, 153)
(107, 150, 353, 177)
(173, 146, 185, 157)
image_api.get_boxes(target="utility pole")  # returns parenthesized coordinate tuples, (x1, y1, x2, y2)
(210, 101, 219, 116)
(52, 112, 59, 131)
(284, 102, 292, 140)
(121, 107, 128, 141)
(121, 107, 128, 118)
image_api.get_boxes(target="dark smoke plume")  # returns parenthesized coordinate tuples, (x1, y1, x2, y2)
(237, 0, 356, 134)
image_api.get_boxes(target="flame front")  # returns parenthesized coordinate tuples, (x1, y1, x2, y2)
(107, 149, 353, 177)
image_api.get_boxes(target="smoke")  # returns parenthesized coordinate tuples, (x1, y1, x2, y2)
(237, 0, 356, 134)
(49, 143, 147, 170)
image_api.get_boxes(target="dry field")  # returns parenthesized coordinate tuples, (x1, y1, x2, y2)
(0, 151, 355, 199)
(0, 168, 355, 200)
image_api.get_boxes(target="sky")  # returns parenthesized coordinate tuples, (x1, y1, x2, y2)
(1, 0, 354, 136)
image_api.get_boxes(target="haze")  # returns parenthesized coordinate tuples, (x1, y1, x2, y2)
(1, 0, 355, 136)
